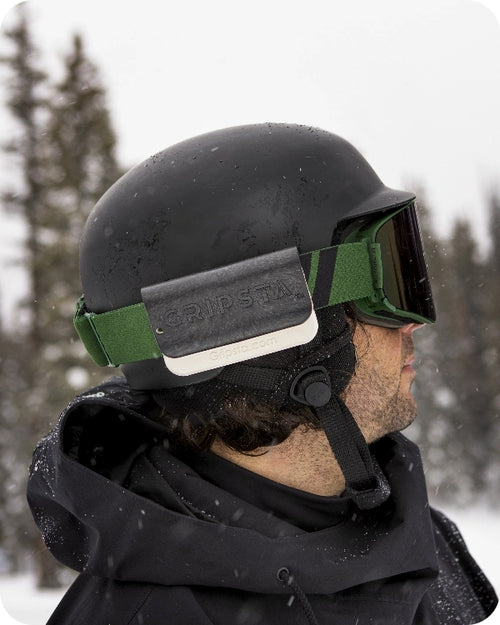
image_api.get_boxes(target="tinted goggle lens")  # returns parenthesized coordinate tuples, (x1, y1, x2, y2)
(375, 204, 436, 324)
(344, 202, 436, 327)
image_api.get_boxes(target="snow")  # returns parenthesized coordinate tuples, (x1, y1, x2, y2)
(0, 507, 498, 624)
(0, 575, 66, 625)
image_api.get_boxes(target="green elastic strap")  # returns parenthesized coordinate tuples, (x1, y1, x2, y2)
(301, 241, 380, 308)
(74, 297, 162, 367)
(74, 241, 380, 367)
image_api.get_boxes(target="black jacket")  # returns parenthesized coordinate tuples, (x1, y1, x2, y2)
(27, 378, 497, 625)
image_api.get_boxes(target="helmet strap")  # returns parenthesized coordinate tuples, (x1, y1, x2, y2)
(287, 365, 390, 509)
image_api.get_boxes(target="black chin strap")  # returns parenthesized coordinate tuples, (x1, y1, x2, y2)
(289, 366, 389, 510)
(317, 396, 375, 489)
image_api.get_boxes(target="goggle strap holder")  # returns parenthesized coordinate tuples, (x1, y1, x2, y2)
(74, 241, 378, 368)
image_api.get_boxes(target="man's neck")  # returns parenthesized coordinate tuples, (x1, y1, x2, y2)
(210, 425, 346, 497)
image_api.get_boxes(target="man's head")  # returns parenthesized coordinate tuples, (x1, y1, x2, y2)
(74, 123, 435, 505)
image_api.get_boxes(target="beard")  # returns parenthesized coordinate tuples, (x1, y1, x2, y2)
(341, 333, 418, 444)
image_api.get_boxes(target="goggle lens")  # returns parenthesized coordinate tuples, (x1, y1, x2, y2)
(340, 202, 436, 327)
(376, 204, 436, 324)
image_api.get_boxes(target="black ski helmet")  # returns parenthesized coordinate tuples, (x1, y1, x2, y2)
(79, 122, 415, 389)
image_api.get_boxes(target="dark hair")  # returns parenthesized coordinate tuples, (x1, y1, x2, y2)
(152, 305, 358, 453)
(155, 392, 319, 454)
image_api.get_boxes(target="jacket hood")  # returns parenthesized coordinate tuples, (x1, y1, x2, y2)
(28, 378, 439, 598)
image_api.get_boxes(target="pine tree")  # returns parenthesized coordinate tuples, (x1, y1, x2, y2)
(483, 192, 500, 498)
(414, 214, 496, 503)
(1, 5, 120, 587)
(445, 219, 493, 495)
(489, 192, 500, 276)
(0, 3, 54, 584)
(408, 191, 458, 501)
(0, 312, 31, 573)
(1, 4, 48, 352)
(35, 32, 120, 414)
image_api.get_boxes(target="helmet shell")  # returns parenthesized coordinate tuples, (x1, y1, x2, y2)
(81, 123, 413, 312)
(79, 123, 414, 388)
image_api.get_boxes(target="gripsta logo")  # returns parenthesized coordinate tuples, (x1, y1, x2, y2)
(163, 280, 295, 327)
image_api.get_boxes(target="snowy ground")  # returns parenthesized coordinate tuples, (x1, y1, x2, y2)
(0, 506, 499, 624)
(0, 575, 66, 625)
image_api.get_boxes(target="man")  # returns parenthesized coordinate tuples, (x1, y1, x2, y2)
(27, 124, 497, 624)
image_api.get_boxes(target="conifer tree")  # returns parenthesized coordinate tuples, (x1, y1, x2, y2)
(413, 214, 496, 502)
(487, 191, 500, 300)
(1, 4, 48, 356)
(0, 3, 54, 583)
(409, 192, 457, 500)
(0, 314, 31, 573)
(484, 191, 500, 497)
(444, 220, 491, 493)
(36, 32, 120, 412)
(1, 5, 120, 586)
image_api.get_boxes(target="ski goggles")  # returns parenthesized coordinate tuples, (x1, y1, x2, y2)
(74, 201, 435, 374)
(335, 201, 436, 328)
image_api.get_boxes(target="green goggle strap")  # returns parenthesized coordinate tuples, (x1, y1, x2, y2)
(74, 241, 381, 367)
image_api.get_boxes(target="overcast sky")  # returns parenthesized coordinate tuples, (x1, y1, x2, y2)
(0, 0, 499, 319)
